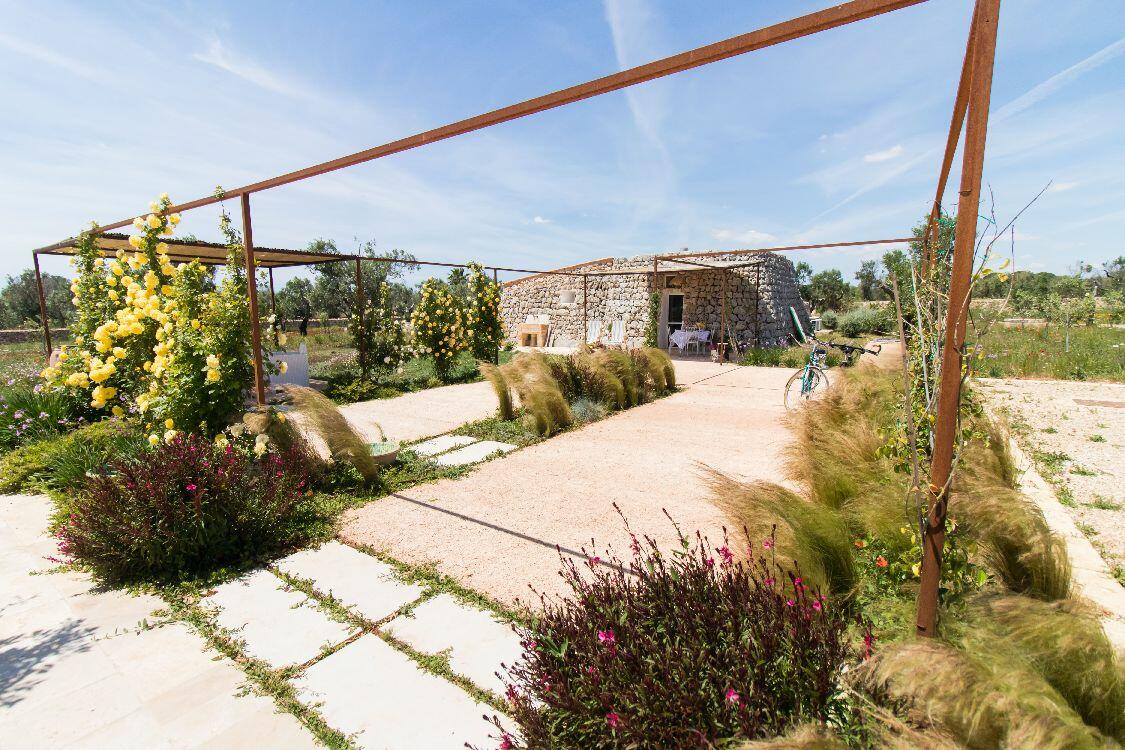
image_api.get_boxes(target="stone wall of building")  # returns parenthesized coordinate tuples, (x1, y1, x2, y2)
(500, 252, 811, 348)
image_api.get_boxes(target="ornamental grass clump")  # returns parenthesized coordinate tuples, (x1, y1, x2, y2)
(282, 385, 380, 483)
(486, 521, 856, 749)
(54, 432, 313, 582)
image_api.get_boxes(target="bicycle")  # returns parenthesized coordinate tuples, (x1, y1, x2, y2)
(783, 335, 881, 409)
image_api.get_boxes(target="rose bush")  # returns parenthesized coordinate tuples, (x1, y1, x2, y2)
(409, 278, 467, 380)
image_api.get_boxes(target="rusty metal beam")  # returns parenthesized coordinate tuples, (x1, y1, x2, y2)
(33, 252, 52, 359)
(659, 238, 914, 262)
(916, 0, 1000, 638)
(79, 0, 929, 235)
(922, 0, 978, 270)
(241, 194, 267, 407)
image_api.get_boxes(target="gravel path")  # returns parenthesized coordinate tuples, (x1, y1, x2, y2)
(341, 363, 795, 607)
(339, 380, 499, 444)
(977, 378, 1125, 580)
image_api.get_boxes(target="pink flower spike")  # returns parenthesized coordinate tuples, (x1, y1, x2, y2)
(762, 538, 774, 550)
(185, 483, 197, 492)
(597, 629, 615, 645)
(499, 736, 514, 750)
(606, 711, 621, 729)
(718, 545, 734, 565)
(704, 557, 715, 569)
(812, 600, 823, 611)
(786, 599, 795, 607)
(725, 688, 740, 704)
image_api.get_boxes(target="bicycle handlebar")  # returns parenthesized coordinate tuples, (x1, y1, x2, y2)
(811, 336, 881, 357)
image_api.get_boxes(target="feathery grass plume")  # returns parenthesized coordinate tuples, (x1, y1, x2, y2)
(282, 385, 380, 482)
(859, 639, 1113, 749)
(543, 353, 581, 402)
(479, 363, 514, 420)
(571, 346, 625, 409)
(502, 352, 572, 436)
(966, 594, 1125, 742)
(954, 487, 1071, 600)
(705, 471, 856, 596)
(731, 724, 847, 749)
(630, 346, 676, 397)
(593, 348, 641, 405)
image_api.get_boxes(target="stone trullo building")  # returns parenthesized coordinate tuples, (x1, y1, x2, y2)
(500, 252, 811, 351)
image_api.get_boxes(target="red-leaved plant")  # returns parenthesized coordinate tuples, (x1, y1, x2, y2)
(54, 432, 312, 582)
(481, 513, 864, 748)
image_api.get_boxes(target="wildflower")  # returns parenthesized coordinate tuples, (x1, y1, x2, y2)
(185, 483, 197, 492)
(606, 712, 621, 729)
(786, 599, 795, 607)
(812, 600, 823, 611)
(718, 545, 734, 566)
(875, 555, 888, 568)
(597, 629, 615, 645)
(725, 688, 740, 704)
(762, 538, 774, 550)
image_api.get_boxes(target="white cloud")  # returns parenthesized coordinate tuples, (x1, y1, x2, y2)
(532, 215, 552, 224)
(1048, 181, 1079, 193)
(710, 228, 776, 246)
(863, 145, 904, 163)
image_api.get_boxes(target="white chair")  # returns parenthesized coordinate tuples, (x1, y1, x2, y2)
(607, 320, 625, 345)
(270, 343, 309, 386)
(586, 319, 602, 344)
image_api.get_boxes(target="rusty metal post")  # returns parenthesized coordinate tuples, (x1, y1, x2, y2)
(720, 269, 728, 362)
(241, 194, 267, 406)
(33, 252, 53, 359)
(916, 0, 1000, 638)
(268, 267, 277, 315)
(493, 268, 500, 364)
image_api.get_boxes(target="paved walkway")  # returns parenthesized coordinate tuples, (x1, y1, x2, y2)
(1, 494, 521, 749)
(0, 495, 314, 749)
(340, 380, 499, 444)
(341, 363, 795, 605)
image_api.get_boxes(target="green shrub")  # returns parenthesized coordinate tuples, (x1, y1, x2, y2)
(820, 310, 839, 330)
(54, 432, 314, 582)
(486, 524, 855, 748)
(0, 382, 85, 450)
(0, 418, 146, 494)
(836, 307, 890, 338)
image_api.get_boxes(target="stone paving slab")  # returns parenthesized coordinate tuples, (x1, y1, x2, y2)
(206, 569, 356, 669)
(384, 593, 523, 695)
(1, 495, 316, 750)
(411, 434, 478, 457)
(434, 440, 516, 467)
(293, 634, 500, 749)
(275, 541, 424, 623)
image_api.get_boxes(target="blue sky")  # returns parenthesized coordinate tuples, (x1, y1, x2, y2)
(2, 0, 1123, 289)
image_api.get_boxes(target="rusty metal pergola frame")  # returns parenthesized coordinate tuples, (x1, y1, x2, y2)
(30, 0, 1001, 636)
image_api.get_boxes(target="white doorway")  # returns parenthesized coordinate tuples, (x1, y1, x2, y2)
(658, 291, 684, 349)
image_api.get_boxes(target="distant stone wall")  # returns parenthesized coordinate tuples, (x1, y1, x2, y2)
(500, 252, 811, 348)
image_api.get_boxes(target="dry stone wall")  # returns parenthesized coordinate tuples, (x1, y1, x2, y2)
(500, 252, 811, 348)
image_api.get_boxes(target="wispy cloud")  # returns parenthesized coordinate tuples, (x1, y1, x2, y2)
(863, 144, 904, 163)
(0, 31, 106, 83)
(992, 35, 1125, 122)
(193, 37, 316, 101)
(532, 215, 552, 224)
(1048, 181, 1079, 193)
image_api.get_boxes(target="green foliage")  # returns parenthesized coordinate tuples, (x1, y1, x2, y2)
(819, 310, 838, 330)
(350, 280, 407, 380)
(479, 363, 514, 420)
(490, 525, 855, 748)
(835, 307, 891, 338)
(974, 324, 1125, 381)
(644, 291, 660, 348)
(54, 432, 315, 583)
(806, 269, 854, 312)
(0, 269, 73, 328)
(410, 278, 468, 380)
(0, 380, 85, 450)
(465, 262, 504, 362)
(0, 418, 147, 494)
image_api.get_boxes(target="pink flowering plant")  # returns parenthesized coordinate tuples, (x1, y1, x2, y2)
(53, 431, 314, 582)
(481, 511, 861, 748)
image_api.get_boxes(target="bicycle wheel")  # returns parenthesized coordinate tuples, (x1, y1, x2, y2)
(784, 366, 829, 409)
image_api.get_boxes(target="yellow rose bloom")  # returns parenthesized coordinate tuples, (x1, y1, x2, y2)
(112, 406, 125, 417)
(206, 369, 221, 383)
(128, 234, 143, 249)
(148, 434, 159, 446)
(146, 214, 161, 229)
(164, 418, 174, 429)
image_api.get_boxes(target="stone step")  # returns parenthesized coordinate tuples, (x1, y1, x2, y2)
(205, 570, 356, 669)
(433, 440, 517, 467)
(410, 434, 478, 457)
(384, 593, 523, 696)
(274, 541, 424, 623)
(293, 634, 502, 750)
